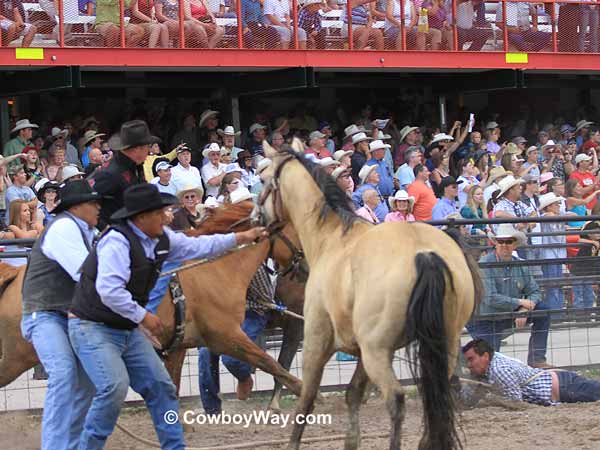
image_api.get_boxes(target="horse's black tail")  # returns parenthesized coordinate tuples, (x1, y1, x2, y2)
(404, 251, 461, 450)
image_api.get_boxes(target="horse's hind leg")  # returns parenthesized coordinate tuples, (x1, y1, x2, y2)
(360, 346, 405, 450)
(344, 358, 369, 450)
(269, 317, 303, 412)
(288, 308, 334, 450)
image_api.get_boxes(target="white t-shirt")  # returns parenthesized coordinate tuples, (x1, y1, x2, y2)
(150, 177, 178, 195)
(201, 162, 226, 198)
(264, 0, 290, 22)
(457, 175, 478, 208)
(171, 164, 203, 194)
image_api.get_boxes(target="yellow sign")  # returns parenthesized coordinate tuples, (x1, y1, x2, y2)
(15, 48, 44, 60)
(505, 53, 528, 64)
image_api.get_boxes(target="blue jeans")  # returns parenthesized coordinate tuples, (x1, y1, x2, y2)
(467, 302, 550, 364)
(20, 312, 95, 450)
(68, 318, 184, 450)
(146, 261, 182, 314)
(573, 284, 596, 309)
(541, 264, 565, 314)
(198, 309, 269, 415)
(558, 370, 600, 402)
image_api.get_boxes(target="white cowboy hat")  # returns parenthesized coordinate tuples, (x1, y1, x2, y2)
(319, 157, 340, 168)
(230, 187, 255, 204)
(489, 223, 526, 247)
(352, 132, 373, 145)
(487, 166, 511, 185)
(62, 165, 85, 181)
(377, 130, 392, 140)
(199, 109, 219, 127)
(399, 126, 419, 142)
(333, 150, 353, 161)
(358, 164, 377, 184)
(217, 125, 241, 137)
(195, 196, 220, 215)
(344, 124, 361, 140)
(331, 166, 350, 180)
(220, 147, 232, 156)
(575, 120, 594, 132)
(430, 133, 454, 145)
(51, 127, 68, 139)
(202, 142, 221, 158)
(496, 175, 522, 198)
(224, 162, 242, 174)
(177, 183, 204, 200)
(541, 140, 557, 151)
(538, 192, 565, 211)
(11, 119, 38, 133)
(388, 190, 415, 210)
(256, 158, 272, 175)
(249, 123, 267, 134)
(369, 139, 391, 152)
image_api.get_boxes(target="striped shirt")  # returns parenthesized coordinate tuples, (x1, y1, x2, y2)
(486, 352, 554, 405)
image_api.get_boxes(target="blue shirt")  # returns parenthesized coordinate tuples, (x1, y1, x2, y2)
(394, 163, 416, 190)
(241, 0, 264, 28)
(366, 158, 394, 197)
(82, 145, 92, 168)
(352, 183, 390, 223)
(41, 212, 96, 282)
(431, 196, 457, 221)
(5, 184, 36, 223)
(95, 221, 236, 324)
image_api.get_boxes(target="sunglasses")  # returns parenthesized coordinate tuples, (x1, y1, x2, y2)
(496, 238, 516, 245)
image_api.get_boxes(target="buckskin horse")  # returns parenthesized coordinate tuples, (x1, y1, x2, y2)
(257, 144, 483, 450)
(0, 203, 305, 408)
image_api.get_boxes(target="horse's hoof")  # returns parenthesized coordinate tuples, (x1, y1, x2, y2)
(267, 405, 282, 414)
(182, 422, 196, 433)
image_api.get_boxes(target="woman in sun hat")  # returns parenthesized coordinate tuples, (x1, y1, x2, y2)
(384, 190, 415, 222)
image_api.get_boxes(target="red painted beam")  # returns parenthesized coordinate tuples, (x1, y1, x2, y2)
(4, 48, 600, 71)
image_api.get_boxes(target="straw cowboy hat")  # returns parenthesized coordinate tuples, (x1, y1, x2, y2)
(399, 126, 419, 142)
(112, 184, 178, 220)
(62, 165, 85, 182)
(489, 223, 526, 247)
(202, 142, 221, 158)
(541, 140, 557, 151)
(230, 187, 255, 204)
(496, 175, 522, 198)
(52, 180, 102, 215)
(388, 190, 414, 210)
(334, 150, 353, 161)
(505, 143, 522, 155)
(217, 125, 241, 137)
(331, 166, 350, 180)
(352, 132, 373, 145)
(358, 165, 377, 184)
(199, 110, 219, 127)
(430, 133, 454, 145)
(51, 127, 69, 139)
(369, 139, 391, 152)
(538, 192, 564, 211)
(83, 130, 106, 146)
(343, 124, 361, 140)
(319, 157, 340, 168)
(176, 183, 204, 201)
(575, 120, 594, 132)
(11, 119, 38, 133)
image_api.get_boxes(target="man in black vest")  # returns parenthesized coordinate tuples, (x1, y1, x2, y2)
(20, 180, 102, 450)
(68, 183, 266, 450)
(93, 119, 157, 229)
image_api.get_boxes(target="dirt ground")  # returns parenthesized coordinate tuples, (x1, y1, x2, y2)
(3, 390, 600, 450)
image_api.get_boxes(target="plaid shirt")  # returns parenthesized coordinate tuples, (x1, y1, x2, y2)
(486, 353, 554, 405)
(298, 8, 322, 34)
(246, 264, 275, 315)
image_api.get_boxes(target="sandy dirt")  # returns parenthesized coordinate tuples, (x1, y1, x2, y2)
(2, 390, 600, 450)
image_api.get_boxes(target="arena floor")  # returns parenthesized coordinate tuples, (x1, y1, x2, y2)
(2, 391, 600, 450)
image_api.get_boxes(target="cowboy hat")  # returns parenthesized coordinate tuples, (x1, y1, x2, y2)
(430, 133, 454, 145)
(34, 178, 59, 202)
(388, 190, 415, 210)
(486, 121, 500, 130)
(51, 180, 102, 215)
(331, 166, 350, 180)
(399, 126, 419, 142)
(83, 130, 106, 145)
(560, 124, 575, 134)
(512, 136, 527, 145)
(377, 130, 392, 140)
(249, 123, 267, 135)
(256, 158, 272, 175)
(195, 196, 220, 216)
(575, 120, 594, 132)
(110, 120, 157, 151)
(319, 157, 340, 168)
(51, 127, 68, 139)
(505, 143, 522, 155)
(575, 153, 593, 165)
(62, 165, 85, 182)
(496, 175, 522, 198)
(541, 140, 557, 151)
(540, 171, 554, 184)
(111, 184, 178, 220)
(230, 187, 255, 204)
(369, 139, 391, 151)
(489, 223, 526, 247)
(176, 183, 204, 200)
(202, 143, 221, 158)
(11, 119, 38, 134)
(526, 145, 540, 155)
(352, 132, 373, 145)
(235, 150, 252, 162)
(358, 164, 377, 184)
(333, 150, 353, 161)
(487, 167, 511, 185)
(217, 125, 241, 137)
(220, 147, 232, 157)
(199, 110, 219, 127)
(538, 192, 564, 211)
(343, 124, 361, 140)
(309, 130, 326, 141)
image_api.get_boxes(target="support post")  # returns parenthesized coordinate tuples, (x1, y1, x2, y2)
(439, 95, 447, 132)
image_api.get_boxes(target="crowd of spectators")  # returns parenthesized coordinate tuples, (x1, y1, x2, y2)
(3, 0, 600, 52)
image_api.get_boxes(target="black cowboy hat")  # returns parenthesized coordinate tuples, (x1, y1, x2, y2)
(111, 183, 178, 221)
(51, 180, 102, 214)
(110, 120, 159, 151)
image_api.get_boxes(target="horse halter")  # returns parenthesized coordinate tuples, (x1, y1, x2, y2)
(266, 228, 308, 283)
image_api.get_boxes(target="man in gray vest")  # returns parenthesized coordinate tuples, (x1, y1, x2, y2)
(68, 183, 267, 450)
(20, 180, 102, 450)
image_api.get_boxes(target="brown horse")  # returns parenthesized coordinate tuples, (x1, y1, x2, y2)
(258, 145, 483, 450)
(0, 203, 303, 404)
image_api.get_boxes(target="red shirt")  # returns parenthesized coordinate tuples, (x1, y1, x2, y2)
(569, 170, 597, 209)
(304, 147, 332, 159)
(407, 179, 437, 221)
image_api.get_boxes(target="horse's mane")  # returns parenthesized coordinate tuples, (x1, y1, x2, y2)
(279, 148, 360, 233)
(186, 202, 254, 236)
